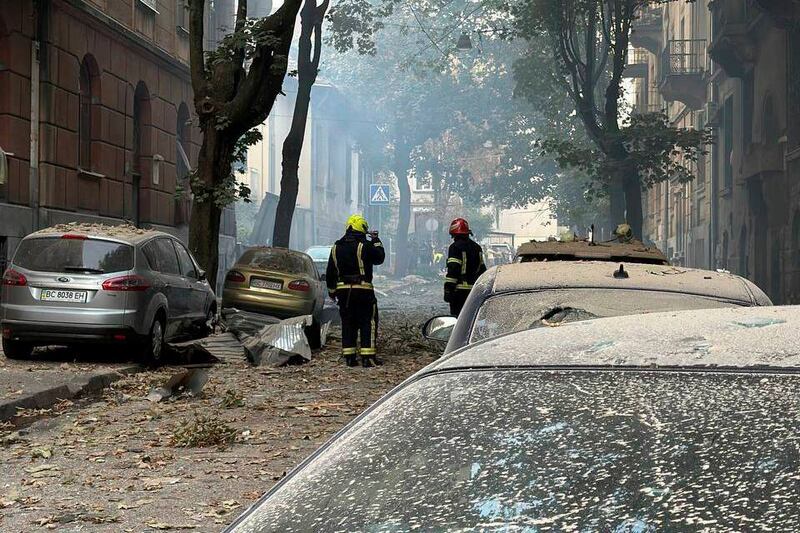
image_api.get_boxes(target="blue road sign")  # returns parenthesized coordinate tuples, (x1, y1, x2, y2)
(369, 184, 391, 206)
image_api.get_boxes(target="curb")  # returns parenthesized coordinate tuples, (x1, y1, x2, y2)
(0, 365, 142, 422)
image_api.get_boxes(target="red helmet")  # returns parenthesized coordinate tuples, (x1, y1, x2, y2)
(449, 218, 471, 235)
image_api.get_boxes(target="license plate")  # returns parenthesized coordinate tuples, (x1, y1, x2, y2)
(250, 279, 282, 291)
(40, 289, 88, 303)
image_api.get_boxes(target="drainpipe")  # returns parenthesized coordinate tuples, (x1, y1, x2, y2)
(30, 0, 49, 231)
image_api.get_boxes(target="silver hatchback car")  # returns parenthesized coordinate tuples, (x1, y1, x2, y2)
(1, 224, 216, 363)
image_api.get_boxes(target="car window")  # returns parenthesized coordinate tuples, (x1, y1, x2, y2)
(238, 249, 308, 274)
(13, 237, 133, 274)
(231, 370, 800, 531)
(174, 241, 197, 279)
(148, 238, 180, 275)
(306, 247, 331, 261)
(470, 289, 742, 343)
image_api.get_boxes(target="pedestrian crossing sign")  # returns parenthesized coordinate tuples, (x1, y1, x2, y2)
(369, 184, 391, 206)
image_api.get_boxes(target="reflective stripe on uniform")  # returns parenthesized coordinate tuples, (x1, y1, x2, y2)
(361, 347, 376, 355)
(447, 257, 462, 265)
(331, 244, 339, 271)
(336, 282, 374, 290)
(370, 302, 377, 350)
(374, 242, 383, 248)
(444, 277, 458, 284)
(356, 242, 366, 276)
(456, 282, 473, 290)
(461, 252, 467, 276)
(342, 347, 357, 355)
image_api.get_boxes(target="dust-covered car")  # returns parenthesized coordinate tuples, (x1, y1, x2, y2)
(423, 261, 771, 353)
(1, 224, 216, 362)
(222, 247, 325, 346)
(225, 306, 800, 532)
(515, 238, 670, 265)
(304, 245, 332, 278)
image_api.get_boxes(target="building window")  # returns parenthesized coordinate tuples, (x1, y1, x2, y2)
(176, 0, 189, 31)
(0, 145, 7, 200)
(78, 55, 99, 171)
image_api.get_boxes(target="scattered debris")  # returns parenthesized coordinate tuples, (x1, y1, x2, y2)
(146, 521, 197, 530)
(146, 369, 209, 402)
(227, 314, 314, 367)
(220, 389, 244, 409)
(171, 415, 238, 448)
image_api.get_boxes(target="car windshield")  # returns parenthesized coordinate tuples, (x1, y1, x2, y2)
(470, 289, 743, 343)
(230, 370, 800, 532)
(239, 249, 309, 274)
(13, 237, 134, 274)
(306, 247, 331, 261)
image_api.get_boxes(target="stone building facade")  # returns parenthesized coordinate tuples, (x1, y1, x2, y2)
(632, 0, 799, 303)
(0, 0, 237, 280)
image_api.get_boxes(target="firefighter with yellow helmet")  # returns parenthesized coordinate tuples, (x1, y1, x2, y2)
(326, 215, 386, 367)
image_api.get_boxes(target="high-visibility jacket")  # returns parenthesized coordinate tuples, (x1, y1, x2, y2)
(445, 236, 487, 291)
(326, 230, 385, 294)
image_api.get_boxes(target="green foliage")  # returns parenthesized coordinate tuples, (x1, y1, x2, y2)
(539, 112, 713, 191)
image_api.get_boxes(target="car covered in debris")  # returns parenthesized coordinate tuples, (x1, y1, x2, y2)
(304, 245, 332, 278)
(515, 238, 669, 265)
(423, 261, 771, 353)
(222, 247, 325, 346)
(1, 224, 216, 362)
(224, 306, 800, 531)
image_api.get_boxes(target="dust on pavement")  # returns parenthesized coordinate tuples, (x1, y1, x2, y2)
(0, 278, 447, 532)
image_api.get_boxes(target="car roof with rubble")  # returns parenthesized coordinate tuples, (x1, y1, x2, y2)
(516, 239, 669, 264)
(426, 305, 800, 372)
(487, 261, 770, 305)
(28, 223, 169, 245)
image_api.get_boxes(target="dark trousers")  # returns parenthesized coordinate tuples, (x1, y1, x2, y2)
(449, 289, 470, 317)
(338, 289, 379, 356)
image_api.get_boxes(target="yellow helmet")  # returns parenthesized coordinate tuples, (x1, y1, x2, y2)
(345, 214, 369, 233)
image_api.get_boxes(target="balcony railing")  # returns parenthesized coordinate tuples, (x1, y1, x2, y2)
(661, 39, 707, 78)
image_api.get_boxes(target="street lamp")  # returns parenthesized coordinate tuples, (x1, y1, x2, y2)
(456, 32, 473, 51)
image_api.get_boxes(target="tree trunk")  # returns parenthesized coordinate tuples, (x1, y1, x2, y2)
(394, 141, 412, 278)
(272, 0, 328, 247)
(188, 129, 229, 292)
(624, 175, 643, 239)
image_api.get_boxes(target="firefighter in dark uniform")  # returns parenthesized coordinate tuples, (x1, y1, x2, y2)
(444, 218, 487, 317)
(326, 215, 386, 367)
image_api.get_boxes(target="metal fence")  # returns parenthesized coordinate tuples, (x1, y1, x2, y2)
(661, 39, 707, 77)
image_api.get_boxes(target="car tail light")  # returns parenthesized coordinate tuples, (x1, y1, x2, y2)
(226, 270, 246, 283)
(2, 269, 27, 286)
(102, 275, 150, 292)
(288, 280, 311, 292)
(61, 233, 87, 240)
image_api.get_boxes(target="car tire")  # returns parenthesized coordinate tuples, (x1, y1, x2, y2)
(305, 317, 322, 350)
(2, 337, 33, 360)
(143, 315, 165, 366)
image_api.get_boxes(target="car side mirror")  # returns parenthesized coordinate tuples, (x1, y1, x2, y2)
(422, 315, 457, 343)
(320, 273, 326, 282)
(198, 269, 207, 281)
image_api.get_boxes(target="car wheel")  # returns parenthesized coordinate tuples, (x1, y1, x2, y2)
(305, 316, 322, 350)
(2, 337, 33, 360)
(143, 316, 165, 365)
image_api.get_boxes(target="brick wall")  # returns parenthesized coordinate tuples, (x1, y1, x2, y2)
(0, 0, 200, 229)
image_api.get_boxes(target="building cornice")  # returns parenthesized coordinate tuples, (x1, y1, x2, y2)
(59, 0, 191, 80)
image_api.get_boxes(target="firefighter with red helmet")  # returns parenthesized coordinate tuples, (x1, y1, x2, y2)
(444, 218, 487, 317)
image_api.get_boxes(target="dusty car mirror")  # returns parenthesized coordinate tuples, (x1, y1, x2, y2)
(422, 316, 457, 342)
(198, 269, 207, 281)
(320, 273, 326, 282)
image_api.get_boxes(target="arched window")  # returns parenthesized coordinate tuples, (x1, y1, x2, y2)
(739, 225, 749, 278)
(175, 103, 191, 225)
(78, 55, 100, 170)
(133, 82, 151, 225)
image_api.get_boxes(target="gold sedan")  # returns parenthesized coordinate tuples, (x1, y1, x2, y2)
(222, 247, 326, 343)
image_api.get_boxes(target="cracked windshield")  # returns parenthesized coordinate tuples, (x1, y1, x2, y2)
(0, 0, 798, 531)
